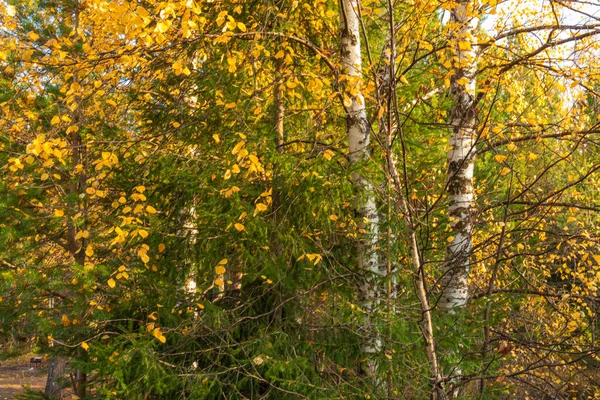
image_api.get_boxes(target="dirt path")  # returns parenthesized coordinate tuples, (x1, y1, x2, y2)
(0, 365, 46, 399)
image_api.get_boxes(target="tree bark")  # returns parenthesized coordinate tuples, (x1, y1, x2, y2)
(441, 0, 479, 312)
(271, 54, 285, 326)
(44, 356, 67, 399)
(339, 0, 385, 375)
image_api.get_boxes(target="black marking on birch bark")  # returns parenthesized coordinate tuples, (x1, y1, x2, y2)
(448, 219, 470, 234)
(347, 113, 369, 128)
(340, 47, 351, 59)
(446, 174, 473, 195)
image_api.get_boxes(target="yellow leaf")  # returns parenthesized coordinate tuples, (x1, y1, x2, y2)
(528, 152, 538, 160)
(218, 258, 228, 265)
(138, 229, 149, 238)
(135, 185, 146, 193)
(274, 50, 285, 59)
(399, 75, 409, 85)
(27, 31, 40, 41)
(152, 327, 166, 343)
(458, 40, 471, 51)
(344, 93, 352, 107)
(81, 342, 89, 351)
(40, 173, 49, 181)
(158, 243, 166, 252)
(6, 5, 16, 17)
(234, 223, 245, 231)
(447, 236, 454, 243)
(500, 167, 511, 176)
(54, 209, 64, 217)
(85, 246, 94, 257)
(156, 21, 171, 33)
(51, 115, 60, 125)
(212, 134, 220, 143)
(107, 278, 116, 288)
(172, 61, 182, 75)
(420, 40, 433, 51)
(237, 22, 247, 32)
(329, 215, 338, 221)
(146, 205, 157, 214)
(494, 154, 507, 163)
(214, 278, 224, 287)
(507, 143, 517, 152)
(215, 265, 226, 275)
(305, 253, 322, 265)
(255, 203, 268, 212)
(323, 149, 335, 160)
(172, 121, 180, 128)
(232, 141, 245, 155)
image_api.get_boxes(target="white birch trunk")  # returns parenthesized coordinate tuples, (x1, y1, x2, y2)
(440, 1, 479, 312)
(182, 206, 198, 296)
(339, 0, 385, 363)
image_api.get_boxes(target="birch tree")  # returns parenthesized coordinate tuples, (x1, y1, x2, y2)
(339, 0, 385, 374)
(440, 0, 479, 312)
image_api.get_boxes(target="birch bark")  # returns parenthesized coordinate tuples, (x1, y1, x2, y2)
(441, 0, 479, 312)
(339, 0, 385, 368)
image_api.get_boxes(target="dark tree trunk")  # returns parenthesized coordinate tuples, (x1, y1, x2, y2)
(44, 356, 67, 399)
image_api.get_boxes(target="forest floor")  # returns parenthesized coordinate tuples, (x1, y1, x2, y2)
(0, 355, 46, 399)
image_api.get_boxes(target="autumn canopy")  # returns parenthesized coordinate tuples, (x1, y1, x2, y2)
(2, 0, 600, 398)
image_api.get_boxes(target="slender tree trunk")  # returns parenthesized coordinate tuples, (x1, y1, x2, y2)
(274, 57, 285, 156)
(440, 0, 479, 312)
(271, 55, 285, 326)
(55, 6, 88, 396)
(339, 0, 385, 376)
(377, 20, 447, 396)
(45, 356, 67, 399)
(385, 133, 447, 399)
